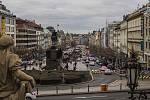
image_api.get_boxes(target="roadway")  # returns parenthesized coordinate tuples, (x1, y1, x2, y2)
(36, 72, 119, 92)
(37, 92, 132, 100)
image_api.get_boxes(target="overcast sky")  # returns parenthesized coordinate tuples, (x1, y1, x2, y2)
(3, 0, 148, 33)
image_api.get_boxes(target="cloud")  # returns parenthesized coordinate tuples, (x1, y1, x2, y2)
(3, 0, 148, 33)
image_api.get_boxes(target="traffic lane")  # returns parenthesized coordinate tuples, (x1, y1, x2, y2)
(92, 73, 119, 85)
(37, 92, 129, 100)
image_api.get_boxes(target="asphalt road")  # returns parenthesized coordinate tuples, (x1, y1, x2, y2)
(36, 72, 119, 91)
(36, 59, 119, 92)
(37, 92, 130, 100)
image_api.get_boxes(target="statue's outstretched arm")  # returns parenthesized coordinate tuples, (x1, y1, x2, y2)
(14, 69, 36, 88)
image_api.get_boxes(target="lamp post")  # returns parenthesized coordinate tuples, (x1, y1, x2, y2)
(126, 48, 150, 100)
(126, 49, 139, 99)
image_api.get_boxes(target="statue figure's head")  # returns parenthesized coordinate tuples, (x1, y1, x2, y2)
(0, 35, 14, 49)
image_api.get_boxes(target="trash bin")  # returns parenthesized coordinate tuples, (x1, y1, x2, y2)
(101, 84, 108, 91)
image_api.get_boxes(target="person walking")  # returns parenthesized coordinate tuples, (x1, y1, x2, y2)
(86, 64, 89, 69)
(24, 63, 27, 70)
(35, 61, 38, 66)
(73, 66, 76, 71)
(39, 61, 42, 68)
(74, 61, 77, 67)
(65, 63, 69, 71)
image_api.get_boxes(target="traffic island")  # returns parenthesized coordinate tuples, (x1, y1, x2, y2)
(23, 70, 92, 85)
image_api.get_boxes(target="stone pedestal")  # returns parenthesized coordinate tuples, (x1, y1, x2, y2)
(45, 46, 62, 70)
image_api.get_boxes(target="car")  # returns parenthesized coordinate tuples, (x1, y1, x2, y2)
(26, 91, 37, 100)
(104, 69, 112, 75)
(28, 60, 34, 65)
(99, 66, 108, 71)
(82, 57, 87, 61)
(77, 58, 81, 61)
(89, 61, 95, 66)
(89, 57, 95, 61)
(85, 59, 89, 63)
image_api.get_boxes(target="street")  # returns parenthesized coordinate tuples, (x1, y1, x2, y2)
(37, 92, 130, 100)
(36, 73, 119, 91)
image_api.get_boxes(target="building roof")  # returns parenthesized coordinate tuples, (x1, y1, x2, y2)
(16, 18, 43, 31)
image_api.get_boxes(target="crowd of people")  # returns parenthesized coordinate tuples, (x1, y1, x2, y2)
(64, 61, 77, 71)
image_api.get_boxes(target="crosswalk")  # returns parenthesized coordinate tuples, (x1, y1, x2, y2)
(139, 75, 150, 79)
(91, 69, 101, 74)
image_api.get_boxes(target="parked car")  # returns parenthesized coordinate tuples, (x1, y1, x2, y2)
(89, 61, 95, 66)
(99, 66, 108, 71)
(26, 90, 37, 100)
(104, 69, 112, 75)
(85, 60, 89, 63)
(28, 60, 34, 65)
(77, 58, 81, 61)
(89, 57, 95, 61)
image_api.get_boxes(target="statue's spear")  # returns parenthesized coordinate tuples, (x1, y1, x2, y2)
(0, 15, 6, 37)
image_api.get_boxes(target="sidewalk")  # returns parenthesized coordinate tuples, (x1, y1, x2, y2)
(36, 80, 150, 96)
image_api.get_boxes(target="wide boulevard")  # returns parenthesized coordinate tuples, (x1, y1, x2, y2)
(37, 92, 130, 100)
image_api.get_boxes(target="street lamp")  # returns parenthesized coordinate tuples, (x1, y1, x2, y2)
(125, 48, 150, 100)
(126, 48, 140, 99)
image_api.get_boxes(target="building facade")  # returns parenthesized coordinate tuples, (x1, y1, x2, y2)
(43, 28, 52, 50)
(0, 1, 16, 45)
(16, 18, 42, 51)
(107, 21, 121, 50)
(144, 3, 150, 68)
(127, 12, 144, 61)
(120, 20, 128, 55)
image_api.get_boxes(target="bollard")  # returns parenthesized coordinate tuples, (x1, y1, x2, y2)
(71, 86, 73, 94)
(120, 83, 122, 90)
(101, 84, 108, 91)
(88, 84, 90, 93)
(36, 88, 39, 95)
(56, 86, 58, 94)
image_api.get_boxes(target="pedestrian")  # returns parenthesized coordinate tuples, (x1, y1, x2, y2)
(39, 61, 42, 68)
(35, 61, 38, 66)
(74, 61, 77, 67)
(73, 66, 76, 71)
(24, 63, 27, 70)
(86, 64, 89, 68)
(65, 63, 69, 70)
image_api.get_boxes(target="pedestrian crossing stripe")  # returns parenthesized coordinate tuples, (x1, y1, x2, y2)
(139, 75, 150, 79)
(91, 70, 101, 74)
(146, 76, 149, 79)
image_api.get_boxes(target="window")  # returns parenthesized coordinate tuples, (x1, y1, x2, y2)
(6, 26, 11, 32)
(6, 18, 9, 24)
(149, 16, 150, 26)
(18, 29, 26, 32)
(146, 42, 148, 48)
(145, 17, 148, 26)
(149, 42, 150, 49)
(9, 27, 11, 32)
(6, 18, 11, 24)
(146, 29, 147, 36)
(11, 27, 15, 32)
(6, 26, 9, 32)
(11, 19, 15, 25)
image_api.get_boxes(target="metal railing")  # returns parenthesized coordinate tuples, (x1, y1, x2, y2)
(36, 82, 150, 96)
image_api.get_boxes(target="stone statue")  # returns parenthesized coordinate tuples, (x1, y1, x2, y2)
(0, 35, 35, 100)
(51, 30, 58, 45)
